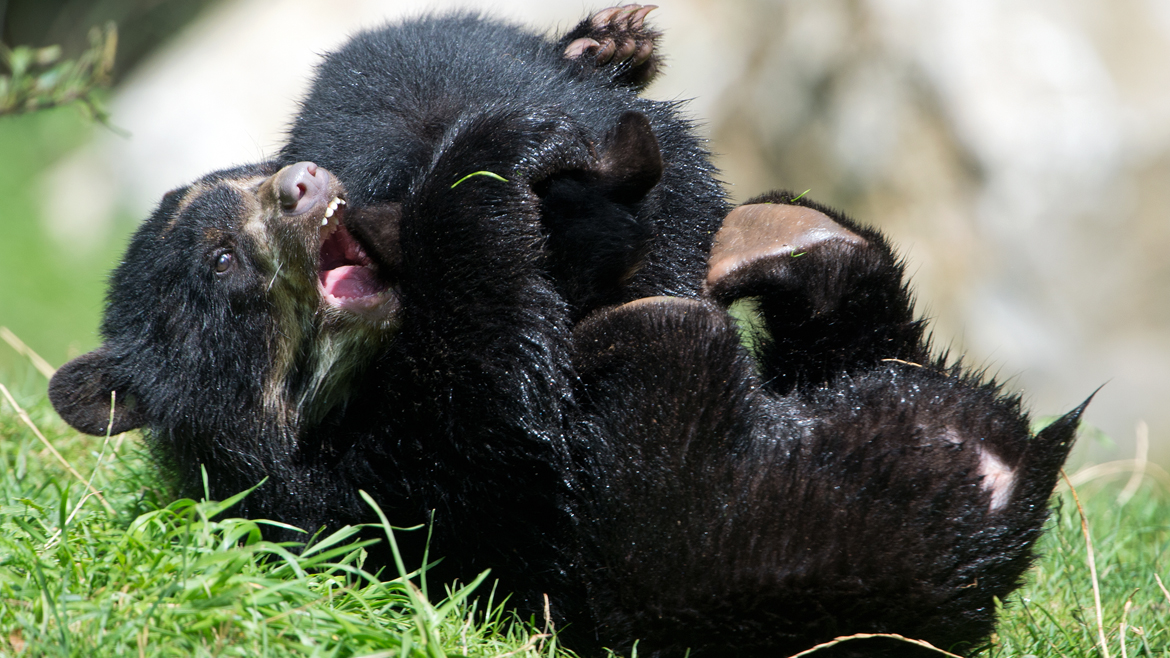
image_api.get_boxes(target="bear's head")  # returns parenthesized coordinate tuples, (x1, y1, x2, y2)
(49, 162, 399, 452)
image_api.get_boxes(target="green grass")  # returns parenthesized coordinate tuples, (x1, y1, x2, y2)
(0, 377, 572, 658)
(1, 350, 1168, 657)
(991, 479, 1170, 657)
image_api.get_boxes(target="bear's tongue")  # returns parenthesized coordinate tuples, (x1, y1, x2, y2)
(321, 266, 382, 299)
(319, 224, 386, 300)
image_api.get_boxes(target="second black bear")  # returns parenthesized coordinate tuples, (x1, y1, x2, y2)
(47, 7, 1084, 658)
(280, 7, 725, 316)
(560, 192, 1085, 656)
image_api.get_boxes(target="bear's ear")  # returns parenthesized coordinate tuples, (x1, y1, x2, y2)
(595, 110, 663, 204)
(48, 347, 146, 436)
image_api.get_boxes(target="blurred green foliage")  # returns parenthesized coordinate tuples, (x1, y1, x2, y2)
(3, 0, 220, 84)
(0, 104, 135, 389)
(0, 2, 218, 391)
(0, 22, 116, 121)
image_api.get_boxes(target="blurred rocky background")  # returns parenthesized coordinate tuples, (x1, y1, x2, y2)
(2, 0, 1167, 469)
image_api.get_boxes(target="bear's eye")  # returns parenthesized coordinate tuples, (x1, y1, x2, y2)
(214, 251, 235, 275)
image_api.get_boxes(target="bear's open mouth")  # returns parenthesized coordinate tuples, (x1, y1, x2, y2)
(317, 197, 395, 317)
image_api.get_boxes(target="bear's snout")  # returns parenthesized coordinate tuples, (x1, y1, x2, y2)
(277, 161, 332, 215)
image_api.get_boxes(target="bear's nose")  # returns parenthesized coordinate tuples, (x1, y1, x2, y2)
(277, 161, 329, 215)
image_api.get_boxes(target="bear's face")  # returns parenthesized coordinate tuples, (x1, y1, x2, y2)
(49, 161, 399, 442)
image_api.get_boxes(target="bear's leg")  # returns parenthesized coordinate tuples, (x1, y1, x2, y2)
(342, 107, 604, 620)
(569, 296, 777, 656)
(763, 363, 1087, 656)
(706, 190, 926, 394)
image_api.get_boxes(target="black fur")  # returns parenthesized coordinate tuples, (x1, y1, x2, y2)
(47, 9, 1085, 658)
(569, 299, 1082, 656)
(279, 11, 724, 316)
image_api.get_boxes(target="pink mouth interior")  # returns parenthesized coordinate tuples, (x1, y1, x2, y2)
(319, 224, 388, 302)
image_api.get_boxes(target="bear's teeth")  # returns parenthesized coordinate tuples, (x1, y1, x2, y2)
(323, 196, 346, 220)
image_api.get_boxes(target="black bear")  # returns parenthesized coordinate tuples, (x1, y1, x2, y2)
(279, 6, 724, 316)
(46, 7, 1085, 658)
(50, 3, 723, 629)
(561, 191, 1086, 656)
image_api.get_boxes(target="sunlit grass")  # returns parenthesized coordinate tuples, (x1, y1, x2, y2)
(990, 476, 1170, 657)
(0, 371, 570, 658)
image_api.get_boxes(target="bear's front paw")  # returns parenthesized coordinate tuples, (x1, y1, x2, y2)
(390, 110, 593, 292)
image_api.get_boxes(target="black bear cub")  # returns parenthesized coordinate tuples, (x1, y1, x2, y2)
(48, 7, 1085, 658)
(564, 191, 1085, 656)
(279, 7, 725, 316)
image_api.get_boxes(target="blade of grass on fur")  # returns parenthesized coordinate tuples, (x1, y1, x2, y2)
(1062, 470, 1110, 658)
(450, 170, 508, 188)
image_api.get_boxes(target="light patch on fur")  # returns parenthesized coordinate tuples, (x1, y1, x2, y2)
(261, 283, 312, 428)
(934, 426, 1016, 513)
(166, 175, 270, 232)
(240, 177, 314, 430)
(975, 445, 1016, 513)
(168, 182, 208, 228)
(239, 178, 277, 249)
(292, 324, 392, 425)
(939, 427, 963, 445)
(262, 297, 397, 433)
(707, 204, 865, 286)
(296, 332, 350, 415)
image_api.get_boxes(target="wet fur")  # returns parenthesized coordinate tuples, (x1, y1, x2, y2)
(47, 11, 1085, 658)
